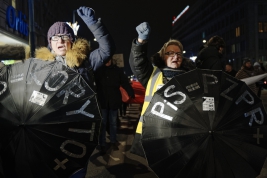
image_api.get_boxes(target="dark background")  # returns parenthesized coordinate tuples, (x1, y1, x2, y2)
(63, 0, 196, 75)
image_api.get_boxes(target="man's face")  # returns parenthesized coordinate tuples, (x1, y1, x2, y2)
(254, 65, 260, 69)
(219, 47, 224, 54)
(245, 62, 252, 68)
(50, 34, 72, 56)
(225, 64, 232, 71)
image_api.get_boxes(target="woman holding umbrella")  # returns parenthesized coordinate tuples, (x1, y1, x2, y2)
(129, 22, 195, 157)
(0, 6, 115, 178)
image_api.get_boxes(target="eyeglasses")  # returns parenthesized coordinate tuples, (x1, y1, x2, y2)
(51, 35, 70, 41)
(164, 51, 182, 58)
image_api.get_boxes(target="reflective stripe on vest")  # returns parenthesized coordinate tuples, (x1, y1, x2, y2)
(144, 67, 161, 102)
(136, 66, 164, 134)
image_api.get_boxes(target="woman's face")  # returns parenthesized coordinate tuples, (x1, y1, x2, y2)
(164, 45, 183, 68)
(50, 34, 72, 56)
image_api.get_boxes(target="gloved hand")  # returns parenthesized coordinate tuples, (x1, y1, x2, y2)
(77, 6, 97, 26)
(136, 22, 150, 40)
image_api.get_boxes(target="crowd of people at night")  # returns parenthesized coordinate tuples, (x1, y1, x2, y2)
(0, 5, 267, 178)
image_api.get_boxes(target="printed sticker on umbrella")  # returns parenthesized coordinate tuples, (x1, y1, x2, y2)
(29, 90, 48, 106)
(141, 69, 267, 178)
(0, 58, 101, 178)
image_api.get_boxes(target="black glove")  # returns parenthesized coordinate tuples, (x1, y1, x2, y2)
(77, 6, 97, 26)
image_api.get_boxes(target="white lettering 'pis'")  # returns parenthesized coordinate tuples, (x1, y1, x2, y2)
(164, 85, 186, 104)
(151, 102, 173, 121)
(0, 81, 7, 95)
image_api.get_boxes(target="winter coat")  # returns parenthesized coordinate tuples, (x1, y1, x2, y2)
(0, 21, 115, 88)
(235, 67, 258, 94)
(129, 39, 195, 88)
(0, 62, 4, 68)
(95, 64, 134, 109)
(195, 46, 224, 70)
(225, 69, 237, 77)
(129, 39, 195, 158)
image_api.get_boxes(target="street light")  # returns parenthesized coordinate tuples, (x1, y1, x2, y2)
(66, 21, 80, 36)
(66, 10, 80, 37)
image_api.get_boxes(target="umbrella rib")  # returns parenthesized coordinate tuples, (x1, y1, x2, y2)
(23, 60, 57, 122)
(172, 77, 211, 129)
(27, 73, 93, 122)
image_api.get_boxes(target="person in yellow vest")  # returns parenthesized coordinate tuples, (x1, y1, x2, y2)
(129, 22, 195, 157)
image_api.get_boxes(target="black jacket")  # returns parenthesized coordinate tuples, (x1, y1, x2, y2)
(95, 64, 134, 109)
(195, 46, 224, 70)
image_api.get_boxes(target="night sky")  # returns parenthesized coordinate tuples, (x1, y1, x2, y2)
(64, 0, 197, 75)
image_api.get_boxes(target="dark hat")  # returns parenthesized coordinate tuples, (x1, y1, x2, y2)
(47, 22, 75, 45)
(243, 57, 251, 64)
(225, 62, 233, 66)
(207, 36, 225, 48)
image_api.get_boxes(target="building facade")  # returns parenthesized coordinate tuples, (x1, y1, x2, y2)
(0, 0, 67, 54)
(172, 0, 267, 70)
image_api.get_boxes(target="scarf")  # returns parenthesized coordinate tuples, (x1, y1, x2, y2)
(161, 67, 186, 83)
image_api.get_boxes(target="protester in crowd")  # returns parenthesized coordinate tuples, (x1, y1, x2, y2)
(235, 58, 259, 94)
(259, 59, 266, 72)
(0, 6, 116, 178)
(95, 58, 134, 154)
(129, 22, 195, 157)
(224, 63, 237, 77)
(0, 6, 115, 88)
(0, 62, 4, 68)
(253, 62, 266, 97)
(254, 62, 265, 74)
(195, 35, 225, 70)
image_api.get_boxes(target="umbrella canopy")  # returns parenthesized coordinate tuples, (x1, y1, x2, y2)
(141, 69, 267, 178)
(0, 58, 101, 178)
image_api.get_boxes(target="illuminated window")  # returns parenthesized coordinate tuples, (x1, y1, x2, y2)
(264, 23, 267, 32)
(236, 27, 240, 37)
(12, 0, 16, 8)
(259, 22, 263, 32)
(231, 44, 235, 53)
(259, 56, 267, 62)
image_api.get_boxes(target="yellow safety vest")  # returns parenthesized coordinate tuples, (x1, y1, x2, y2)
(136, 66, 164, 134)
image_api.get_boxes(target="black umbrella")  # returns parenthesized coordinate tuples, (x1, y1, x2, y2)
(141, 69, 267, 178)
(0, 58, 101, 178)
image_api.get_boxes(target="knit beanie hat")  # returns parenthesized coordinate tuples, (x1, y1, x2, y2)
(253, 62, 260, 67)
(47, 22, 75, 45)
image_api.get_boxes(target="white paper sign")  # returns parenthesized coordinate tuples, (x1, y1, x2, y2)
(202, 97, 215, 111)
(29, 90, 48, 106)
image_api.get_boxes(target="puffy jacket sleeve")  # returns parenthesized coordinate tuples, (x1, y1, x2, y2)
(87, 19, 116, 71)
(129, 39, 153, 88)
